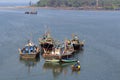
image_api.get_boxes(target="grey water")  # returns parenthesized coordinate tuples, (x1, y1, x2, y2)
(0, 9, 120, 80)
(0, 2, 28, 6)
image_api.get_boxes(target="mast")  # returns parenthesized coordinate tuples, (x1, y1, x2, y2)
(29, 0, 32, 6)
(96, 0, 99, 7)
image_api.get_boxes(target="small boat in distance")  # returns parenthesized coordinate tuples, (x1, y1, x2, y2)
(19, 40, 40, 59)
(25, 11, 37, 14)
(25, 1, 38, 15)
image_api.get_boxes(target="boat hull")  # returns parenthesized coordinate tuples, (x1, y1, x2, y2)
(41, 43, 53, 51)
(72, 65, 80, 71)
(42, 53, 61, 59)
(72, 67, 80, 71)
(73, 43, 84, 50)
(42, 53, 72, 59)
(61, 59, 77, 63)
(45, 59, 60, 63)
(19, 47, 40, 59)
(73, 44, 80, 50)
(20, 53, 39, 59)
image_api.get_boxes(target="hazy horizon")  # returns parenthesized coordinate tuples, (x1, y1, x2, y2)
(0, 0, 38, 3)
(0, 0, 38, 6)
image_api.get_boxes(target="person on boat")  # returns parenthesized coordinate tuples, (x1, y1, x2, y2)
(25, 46, 29, 53)
(27, 40, 34, 46)
(77, 61, 80, 65)
(33, 45, 37, 52)
(30, 46, 34, 52)
(22, 48, 26, 54)
(74, 61, 80, 68)
(75, 36, 79, 40)
(43, 34, 47, 40)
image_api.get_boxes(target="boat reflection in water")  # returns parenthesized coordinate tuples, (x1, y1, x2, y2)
(43, 62, 77, 78)
(19, 57, 40, 72)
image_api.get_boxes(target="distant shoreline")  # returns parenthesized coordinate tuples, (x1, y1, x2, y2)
(0, 6, 120, 11)
(0, 6, 30, 9)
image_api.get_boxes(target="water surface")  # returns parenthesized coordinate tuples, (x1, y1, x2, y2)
(0, 9, 120, 80)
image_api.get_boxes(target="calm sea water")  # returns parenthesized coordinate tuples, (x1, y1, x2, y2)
(0, 2, 28, 6)
(0, 9, 120, 80)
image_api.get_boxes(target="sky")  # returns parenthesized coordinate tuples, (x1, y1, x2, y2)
(0, 0, 39, 6)
(0, 0, 39, 3)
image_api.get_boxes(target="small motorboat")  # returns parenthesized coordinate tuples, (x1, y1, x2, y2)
(71, 61, 80, 71)
(25, 11, 37, 14)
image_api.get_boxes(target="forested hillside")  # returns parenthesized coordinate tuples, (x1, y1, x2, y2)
(36, 0, 120, 10)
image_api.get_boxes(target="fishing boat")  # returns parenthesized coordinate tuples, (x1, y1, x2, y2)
(19, 40, 40, 59)
(42, 45, 73, 59)
(39, 31, 54, 51)
(71, 34, 84, 50)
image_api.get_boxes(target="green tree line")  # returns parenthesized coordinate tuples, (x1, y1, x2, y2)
(36, 0, 120, 9)
(36, 0, 95, 7)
